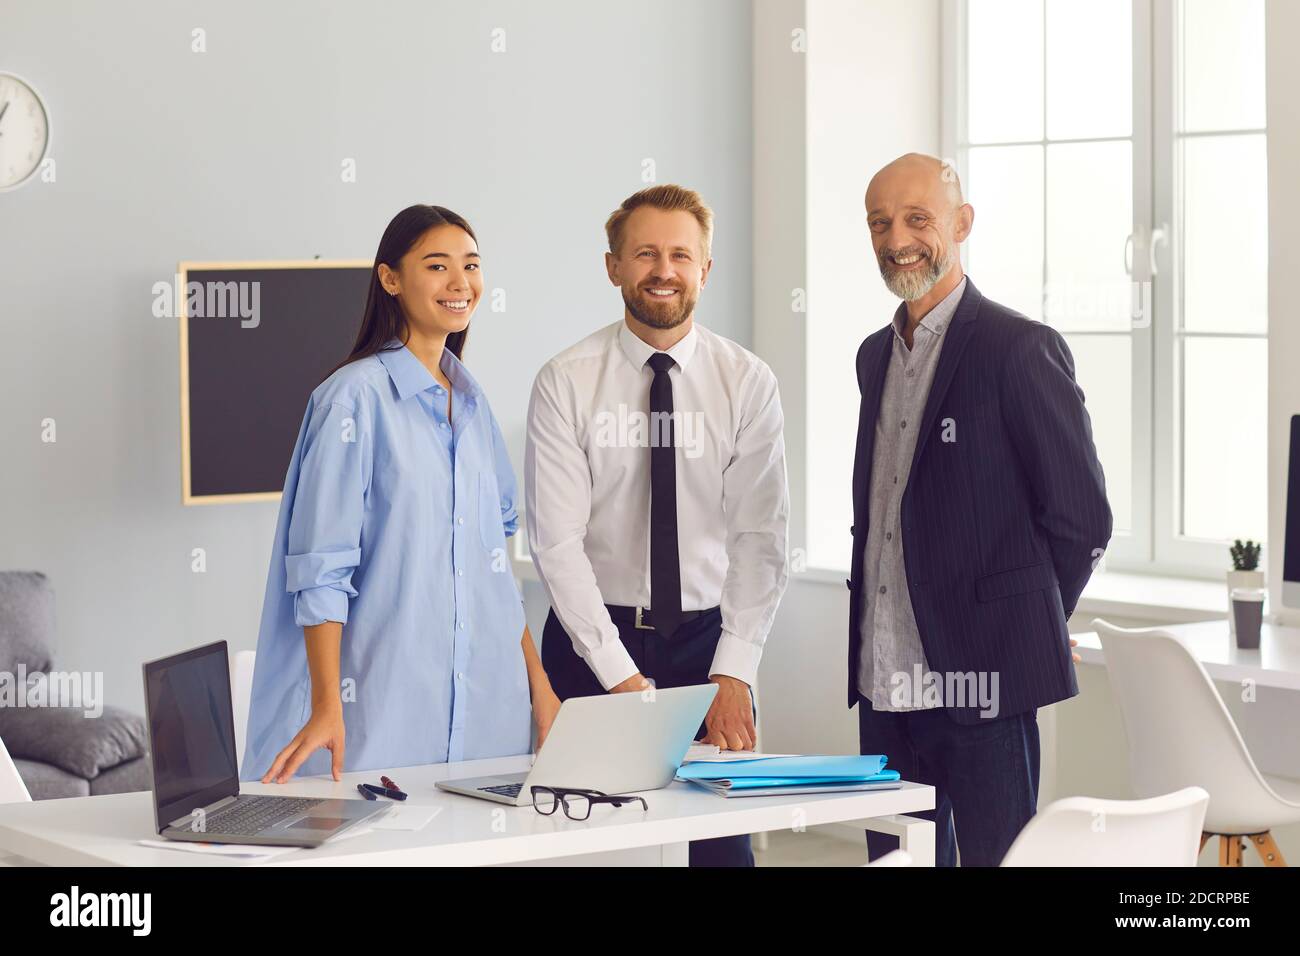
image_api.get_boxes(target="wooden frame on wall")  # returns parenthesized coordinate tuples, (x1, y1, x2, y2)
(178, 258, 373, 506)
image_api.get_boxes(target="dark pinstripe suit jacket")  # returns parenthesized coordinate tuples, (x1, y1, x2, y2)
(847, 278, 1112, 721)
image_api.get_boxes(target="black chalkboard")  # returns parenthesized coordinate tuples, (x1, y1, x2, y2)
(179, 261, 371, 503)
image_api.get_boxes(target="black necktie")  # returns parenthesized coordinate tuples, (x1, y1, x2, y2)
(647, 352, 683, 636)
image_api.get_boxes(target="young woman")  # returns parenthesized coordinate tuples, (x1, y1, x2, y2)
(240, 205, 561, 783)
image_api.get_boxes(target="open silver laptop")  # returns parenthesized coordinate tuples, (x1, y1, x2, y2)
(437, 683, 718, 806)
(143, 641, 386, 848)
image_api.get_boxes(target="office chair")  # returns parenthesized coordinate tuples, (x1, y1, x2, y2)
(1094, 618, 1300, 865)
(1001, 787, 1208, 866)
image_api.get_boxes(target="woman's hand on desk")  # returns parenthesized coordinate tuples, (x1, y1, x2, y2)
(533, 686, 563, 750)
(261, 702, 346, 784)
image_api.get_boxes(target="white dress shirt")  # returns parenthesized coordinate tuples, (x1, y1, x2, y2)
(525, 320, 790, 690)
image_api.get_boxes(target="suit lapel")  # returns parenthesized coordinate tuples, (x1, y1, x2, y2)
(908, 278, 984, 477)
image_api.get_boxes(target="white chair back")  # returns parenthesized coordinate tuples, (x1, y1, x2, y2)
(1001, 787, 1208, 866)
(1093, 618, 1291, 833)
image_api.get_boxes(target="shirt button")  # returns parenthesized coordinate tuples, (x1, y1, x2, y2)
(893, 476, 898, 484)
(906, 369, 914, 377)
(441, 422, 450, 430)
(456, 673, 464, 681)
(459, 622, 465, 629)
(886, 531, 892, 541)
(879, 585, 887, 595)
(900, 420, 907, 429)
(457, 517, 464, 525)
(457, 568, 464, 576)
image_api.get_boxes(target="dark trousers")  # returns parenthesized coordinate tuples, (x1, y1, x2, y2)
(541, 607, 755, 867)
(856, 696, 1040, 866)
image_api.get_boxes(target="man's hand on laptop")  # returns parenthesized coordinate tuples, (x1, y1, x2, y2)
(262, 702, 346, 784)
(702, 675, 755, 751)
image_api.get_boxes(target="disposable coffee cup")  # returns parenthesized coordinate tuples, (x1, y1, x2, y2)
(1230, 587, 1265, 649)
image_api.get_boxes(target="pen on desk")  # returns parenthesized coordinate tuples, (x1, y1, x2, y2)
(362, 782, 408, 801)
(357, 783, 378, 800)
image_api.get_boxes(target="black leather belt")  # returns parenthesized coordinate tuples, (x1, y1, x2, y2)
(605, 604, 719, 632)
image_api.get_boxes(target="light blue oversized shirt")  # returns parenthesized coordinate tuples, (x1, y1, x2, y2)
(239, 337, 530, 780)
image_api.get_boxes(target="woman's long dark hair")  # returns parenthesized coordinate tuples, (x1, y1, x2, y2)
(326, 204, 477, 380)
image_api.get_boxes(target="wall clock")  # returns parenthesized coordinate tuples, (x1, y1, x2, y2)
(0, 72, 50, 191)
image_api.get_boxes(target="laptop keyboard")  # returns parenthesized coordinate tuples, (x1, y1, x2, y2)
(204, 796, 325, 835)
(479, 783, 523, 798)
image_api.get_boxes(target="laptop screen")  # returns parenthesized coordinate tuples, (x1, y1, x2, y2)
(143, 641, 239, 831)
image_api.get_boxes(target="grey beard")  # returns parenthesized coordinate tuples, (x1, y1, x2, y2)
(881, 247, 952, 301)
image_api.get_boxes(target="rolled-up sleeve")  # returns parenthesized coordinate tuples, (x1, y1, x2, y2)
(488, 408, 520, 538)
(285, 399, 369, 628)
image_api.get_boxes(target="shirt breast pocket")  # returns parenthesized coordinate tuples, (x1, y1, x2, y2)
(478, 471, 506, 551)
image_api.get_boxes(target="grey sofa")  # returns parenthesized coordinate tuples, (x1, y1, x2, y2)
(0, 571, 150, 799)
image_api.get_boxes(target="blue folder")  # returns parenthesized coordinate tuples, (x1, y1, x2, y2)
(675, 754, 897, 788)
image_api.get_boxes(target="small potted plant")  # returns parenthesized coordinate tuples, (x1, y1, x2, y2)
(1227, 539, 1264, 634)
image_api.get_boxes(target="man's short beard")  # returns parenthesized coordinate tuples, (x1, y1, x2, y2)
(880, 246, 953, 301)
(622, 284, 697, 330)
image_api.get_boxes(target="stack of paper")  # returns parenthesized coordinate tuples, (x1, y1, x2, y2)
(675, 754, 901, 798)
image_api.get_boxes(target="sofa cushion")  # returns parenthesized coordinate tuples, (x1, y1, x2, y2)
(0, 571, 55, 674)
(88, 754, 151, 796)
(0, 704, 147, 780)
(12, 758, 89, 800)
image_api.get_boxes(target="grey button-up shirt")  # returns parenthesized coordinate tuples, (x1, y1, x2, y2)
(857, 277, 967, 710)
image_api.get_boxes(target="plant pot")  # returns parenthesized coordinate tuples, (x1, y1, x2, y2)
(1226, 569, 1265, 634)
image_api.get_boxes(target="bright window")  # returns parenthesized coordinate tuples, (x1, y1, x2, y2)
(952, 0, 1268, 575)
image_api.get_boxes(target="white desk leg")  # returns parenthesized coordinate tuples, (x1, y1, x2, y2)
(859, 814, 936, 866)
(660, 841, 689, 867)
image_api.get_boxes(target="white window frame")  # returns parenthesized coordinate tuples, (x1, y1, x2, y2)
(943, 0, 1267, 580)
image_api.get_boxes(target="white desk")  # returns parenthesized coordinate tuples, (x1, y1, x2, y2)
(1073, 619, 1300, 691)
(0, 755, 936, 866)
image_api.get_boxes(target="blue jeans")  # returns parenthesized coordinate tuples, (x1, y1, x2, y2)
(856, 697, 1040, 866)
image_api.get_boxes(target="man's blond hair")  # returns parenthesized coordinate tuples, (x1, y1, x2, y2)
(605, 184, 714, 259)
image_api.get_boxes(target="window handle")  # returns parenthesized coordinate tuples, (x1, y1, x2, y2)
(1148, 224, 1168, 276)
(1124, 232, 1135, 276)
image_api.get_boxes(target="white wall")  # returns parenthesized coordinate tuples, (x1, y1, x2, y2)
(0, 0, 753, 715)
(804, 0, 944, 572)
(754, 0, 943, 760)
(1266, 0, 1300, 626)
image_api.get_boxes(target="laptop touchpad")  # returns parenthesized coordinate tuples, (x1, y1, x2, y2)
(287, 815, 348, 830)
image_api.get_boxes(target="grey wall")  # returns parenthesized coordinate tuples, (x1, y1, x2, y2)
(0, 0, 752, 714)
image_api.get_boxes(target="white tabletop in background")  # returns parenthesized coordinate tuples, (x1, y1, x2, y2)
(1073, 620, 1300, 691)
(0, 755, 934, 867)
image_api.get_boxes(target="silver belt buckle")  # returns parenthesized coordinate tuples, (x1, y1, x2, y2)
(634, 606, 654, 630)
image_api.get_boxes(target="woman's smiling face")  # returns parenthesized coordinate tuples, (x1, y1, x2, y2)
(380, 223, 483, 337)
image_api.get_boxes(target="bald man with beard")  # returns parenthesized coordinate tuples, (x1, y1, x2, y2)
(847, 153, 1112, 866)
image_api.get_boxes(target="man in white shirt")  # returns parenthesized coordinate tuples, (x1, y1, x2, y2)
(525, 184, 790, 867)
